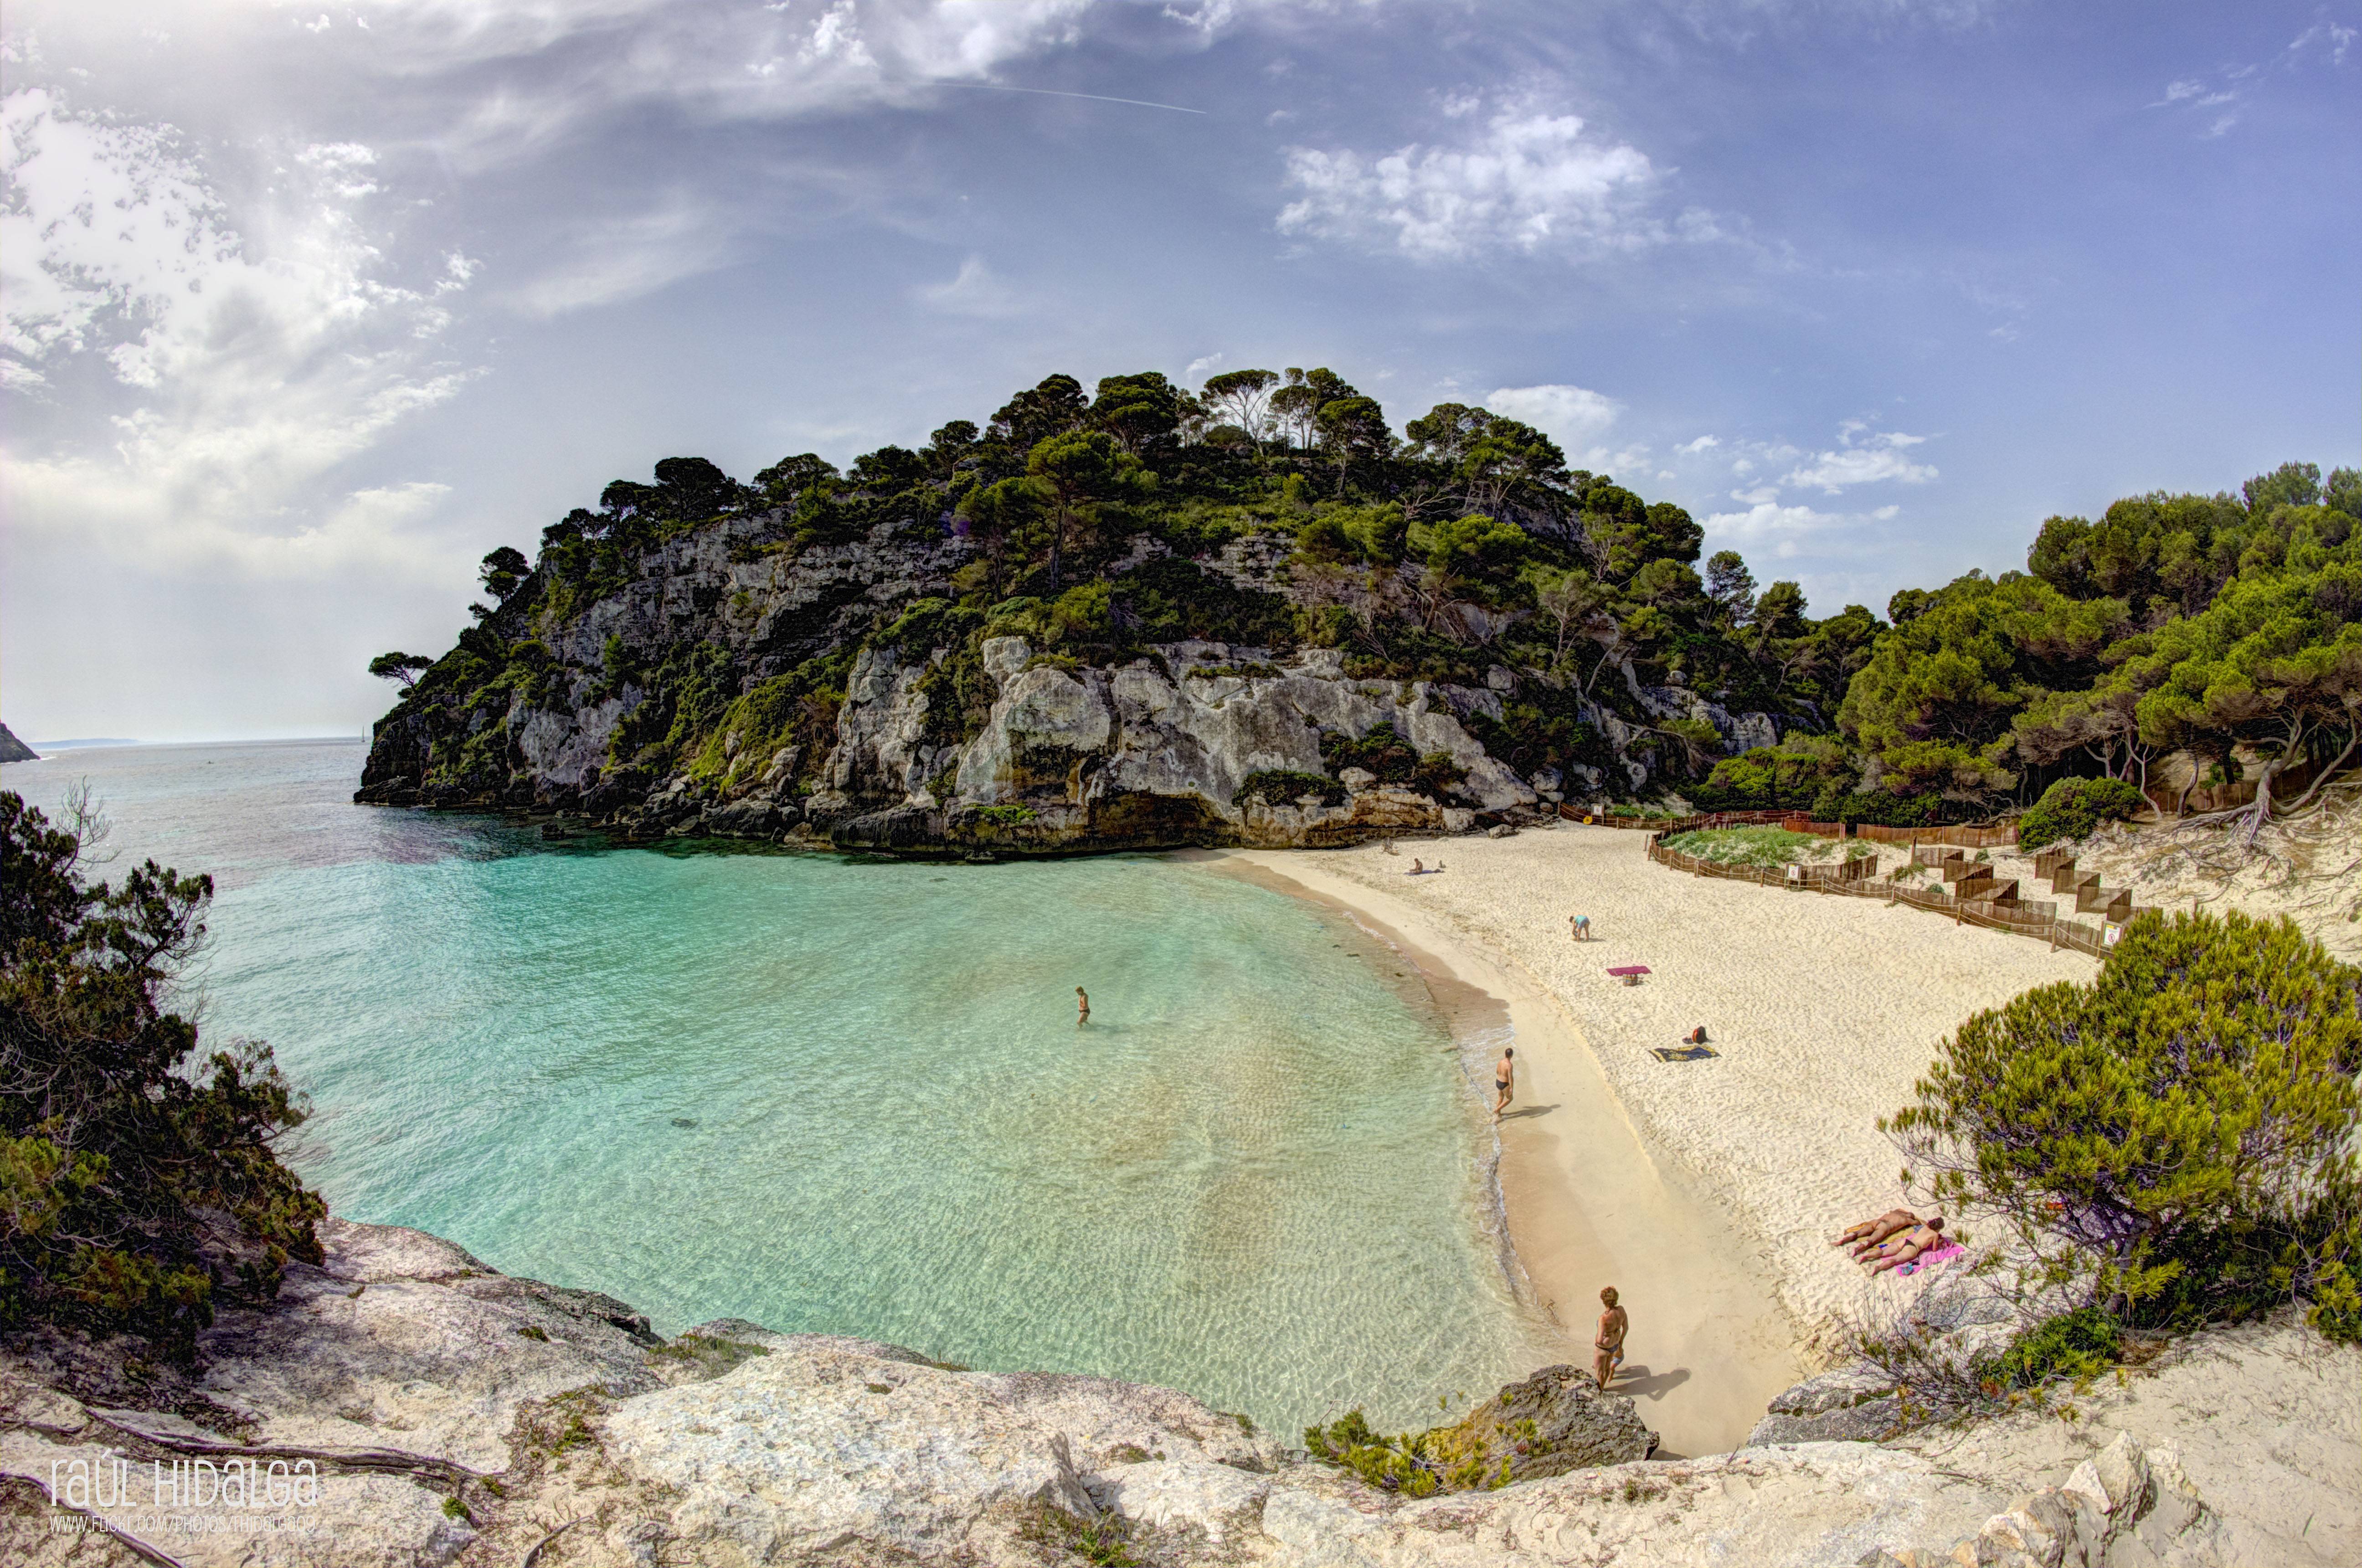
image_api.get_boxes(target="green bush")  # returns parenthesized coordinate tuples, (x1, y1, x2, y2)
(1888, 910, 2362, 1337)
(1659, 826, 1836, 869)
(1984, 1308, 2122, 1390)
(1810, 786, 1940, 827)
(1319, 722, 1467, 799)
(2017, 776, 2146, 850)
(1, 793, 324, 1356)
(1232, 770, 1347, 808)
(1692, 742, 1853, 812)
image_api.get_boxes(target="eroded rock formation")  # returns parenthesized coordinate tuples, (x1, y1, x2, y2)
(2, 1218, 2297, 1568)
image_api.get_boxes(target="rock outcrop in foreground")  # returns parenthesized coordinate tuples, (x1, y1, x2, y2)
(6, 1218, 2335, 1568)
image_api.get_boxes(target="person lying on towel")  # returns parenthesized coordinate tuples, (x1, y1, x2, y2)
(1832, 1208, 1917, 1256)
(1864, 1216, 1947, 1275)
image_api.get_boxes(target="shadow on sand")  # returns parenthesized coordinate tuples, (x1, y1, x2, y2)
(1608, 1364, 1692, 1402)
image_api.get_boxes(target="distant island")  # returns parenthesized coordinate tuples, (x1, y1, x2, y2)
(23, 736, 139, 750)
(0, 723, 39, 763)
(353, 365, 2360, 853)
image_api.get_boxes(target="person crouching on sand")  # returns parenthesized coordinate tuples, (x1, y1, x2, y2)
(1594, 1287, 1628, 1390)
(1492, 1046, 1514, 1121)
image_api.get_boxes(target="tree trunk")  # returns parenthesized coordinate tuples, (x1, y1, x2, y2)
(2278, 726, 2358, 815)
(2242, 720, 2306, 846)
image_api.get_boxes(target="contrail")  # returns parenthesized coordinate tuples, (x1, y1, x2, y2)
(923, 81, 1206, 115)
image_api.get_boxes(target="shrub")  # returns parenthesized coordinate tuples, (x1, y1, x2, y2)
(1811, 786, 1940, 827)
(1692, 742, 1851, 812)
(973, 804, 1039, 827)
(1886, 910, 2362, 1337)
(1984, 1307, 2122, 1391)
(1319, 722, 1467, 799)
(1658, 826, 1835, 869)
(1232, 770, 1347, 809)
(2017, 776, 2146, 850)
(1, 792, 324, 1356)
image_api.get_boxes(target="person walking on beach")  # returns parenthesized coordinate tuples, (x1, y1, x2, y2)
(1076, 987, 1090, 1026)
(1492, 1046, 1515, 1121)
(1594, 1287, 1628, 1390)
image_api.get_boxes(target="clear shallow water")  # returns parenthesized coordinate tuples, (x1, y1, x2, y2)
(3, 741, 1550, 1431)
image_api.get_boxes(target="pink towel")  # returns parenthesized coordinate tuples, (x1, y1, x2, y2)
(1896, 1241, 1965, 1277)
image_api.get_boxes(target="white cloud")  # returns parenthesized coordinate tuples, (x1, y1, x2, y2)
(1700, 500, 1849, 560)
(1, 86, 475, 573)
(1483, 382, 1620, 444)
(1677, 434, 1719, 454)
(1277, 100, 1659, 261)
(1703, 499, 1844, 540)
(915, 254, 1026, 318)
(1185, 352, 1224, 376)
(1782, 430, 1936, 492)
(504, 199, 736, 318)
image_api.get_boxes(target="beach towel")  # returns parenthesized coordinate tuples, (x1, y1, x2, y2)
(1650, 1044, 1718, 1062)
(1896, 1241, 1965, 1277)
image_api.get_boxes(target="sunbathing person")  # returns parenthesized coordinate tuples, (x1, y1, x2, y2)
(1864, 1216, 1946, 1275)
(1832, 1208, 1917, 1254)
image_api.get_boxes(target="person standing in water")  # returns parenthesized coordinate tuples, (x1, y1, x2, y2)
(1076, 987, 1090, 1026)
(1594, 1287, 1628, 1390)
(1493, 1046, 1515, 1121)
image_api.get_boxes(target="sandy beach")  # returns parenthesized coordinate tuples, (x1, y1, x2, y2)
(1226, 822, 2095, 1457)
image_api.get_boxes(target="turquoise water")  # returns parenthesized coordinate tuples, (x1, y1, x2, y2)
(2, 742, 1550, 1431)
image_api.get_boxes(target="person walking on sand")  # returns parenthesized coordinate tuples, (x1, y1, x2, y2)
(1594, 1287, 1628, 1390)
(1492, 1046, 1515, 1121)
(1076, 987, 1090, 1026)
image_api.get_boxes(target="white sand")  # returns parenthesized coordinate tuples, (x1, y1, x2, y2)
(1237, 824, 2097, 1384)
(1898, 1319, 2361, 1567)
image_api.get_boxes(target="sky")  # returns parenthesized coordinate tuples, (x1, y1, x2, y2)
(2, 0, 2356, 743)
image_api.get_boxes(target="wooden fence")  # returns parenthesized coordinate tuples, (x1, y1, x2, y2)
(1564, 803, 2019, 851)
(1645, 833, 2114, 958)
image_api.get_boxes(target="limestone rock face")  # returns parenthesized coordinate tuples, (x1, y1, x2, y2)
(0, 1219, 2303, 1568)
(1440, 1363, 1658, 1480)
(835, 638, 1538, 852)
(1749, 1365, 1904, 1445)
(824, 643, 954, 807)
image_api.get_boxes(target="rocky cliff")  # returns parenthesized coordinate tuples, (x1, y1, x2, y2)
(356, 516, 1782, 856)
(0, 723, 37, 764)
(10, 1216, 2330, 1568)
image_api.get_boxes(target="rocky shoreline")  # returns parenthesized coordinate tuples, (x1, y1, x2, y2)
(8, 1215, 2336, 1568)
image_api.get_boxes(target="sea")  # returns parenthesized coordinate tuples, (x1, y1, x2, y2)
(1, 739, 1553, 1433)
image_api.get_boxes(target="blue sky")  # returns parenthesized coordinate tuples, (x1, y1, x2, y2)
(3, 0, 2355, 741)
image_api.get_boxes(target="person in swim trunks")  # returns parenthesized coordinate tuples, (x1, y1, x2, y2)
(1493, 1046, 1515, 1121)
(1076, 987, 1089, 1026)
(1594, 1287, 1628, 1390)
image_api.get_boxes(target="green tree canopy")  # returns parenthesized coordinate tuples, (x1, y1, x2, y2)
(1839, 571, 2127, 799)
(1886, 910, 2360, 1337)
(2, 792, 324, 1354)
